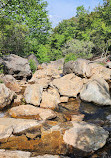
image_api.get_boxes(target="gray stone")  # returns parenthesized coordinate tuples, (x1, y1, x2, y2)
(3, 54, 32, 80)
(0, 149, 31, 158)
(0, 83, 15, 109)
(80, 77, 111, 105)
(63, 59, 91, 77)
(63, 121, 109, 152)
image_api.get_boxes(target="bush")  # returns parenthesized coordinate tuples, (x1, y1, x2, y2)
(62, 39, 94, 62)
(65, 53, 77, 63)
(0, 65, 3, 74)
(29, 59, 37, 74)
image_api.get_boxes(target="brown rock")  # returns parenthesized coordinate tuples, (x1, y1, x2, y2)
(71, 114, 84, 122)
(0, 83, 15, 109)
(89, 63, 111, 81)
(52, 74, 83, 97)
(24, 84, 43, 106)
(60, 97, 69, 103)
(40, 87, 60, 109)
(1, 75, 21, 92)
(0, 149, 31, 158)
(63, 121, 109, 152)
(8, 105, 56, 120)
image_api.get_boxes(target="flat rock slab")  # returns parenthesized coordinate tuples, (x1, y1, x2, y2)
(0, 149, 31, 158)
(52, 74, 83, 97)
(0, 118, 42, 140)
(9, 104, 56, 120)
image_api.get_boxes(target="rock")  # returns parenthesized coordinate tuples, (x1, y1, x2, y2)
(3, 54, 32, 80)
(0, 83, 15, 109)
(9, 105, 56, 120)
(1, 75, 21, 92)
(28, 54, 39, 66)
(0, 57, 3, 65)
(0, 119, 108, 156)
(40, 87, 60, 109)
(52, 74, 83, 97)
(31, 155, 60, 158)
(0, 118, 42, 140)
(105, 61, 111, 69)
(29, 77, 51, 88)
(60, 97, 69, 103)
(89, 62, 111, 81)
(106, 115, 111, 122)
(71, 114, 84, 122)
(24, 84, 43, 106)
(80, 77, 111, 105)
(49, 58, 64, 70)
(32, 68, 61, 80)
(63, 121, 109, 153)
(13, 95, 23, 106)
(0, 149, 31, 158)
(63, 59, 91, 77)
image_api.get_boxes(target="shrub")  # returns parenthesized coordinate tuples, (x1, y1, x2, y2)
(62, 39, 94, 62)
(29, 59, 37, 74)
(65, 53, 77, 63)
(0, 65, 3, 74)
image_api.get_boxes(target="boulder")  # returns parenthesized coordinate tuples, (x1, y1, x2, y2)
(89, 62, 111, 81)
(0, 83, 15, 109)
(60, 97, 69, 103)
(32, 155, 60, 158)
(0, 149, 31, 158)
(105, 61, 111, 69)
(24, 84, 43, 106)
(28, 54, 39, 66)
(0, 118, 42, 139)
(63, 121, 109, 153)
(52, 74, 83, 97)
(1, 74, 21, 92)
(40, 87, 60, 109)
(9, 104, 56, 120)
(63, 59, 91, 77)
(3, 54, 32, 80)
(80, 77, 111, 105)
(29, 77, 51, 88)
(0, 119, 108, 156)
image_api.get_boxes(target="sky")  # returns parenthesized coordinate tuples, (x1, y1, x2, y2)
(46, 0, 104, 27)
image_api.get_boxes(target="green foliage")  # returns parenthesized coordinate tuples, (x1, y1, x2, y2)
(0, 65, 3, 74)
(35, 44, 50, 63)
(62, 39, 94, 59)
(0, 79, 3, 83)
(65, 53, 78, 63)
(29, 59, 37, 74)
(0, 0, 51, 57)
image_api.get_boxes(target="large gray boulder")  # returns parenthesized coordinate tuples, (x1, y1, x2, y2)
(63, 59, 91, 77)
(80, 77, 111, 105)
(3, 54, 32, 80)
(63, 121, 109, 153)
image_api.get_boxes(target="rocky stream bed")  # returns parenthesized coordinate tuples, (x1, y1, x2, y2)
(0, 54, 111, 158)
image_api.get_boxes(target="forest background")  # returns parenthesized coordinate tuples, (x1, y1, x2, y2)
(0, 0, 111, 63)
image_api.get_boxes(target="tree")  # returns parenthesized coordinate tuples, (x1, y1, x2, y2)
(0, 0, 51, 56)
